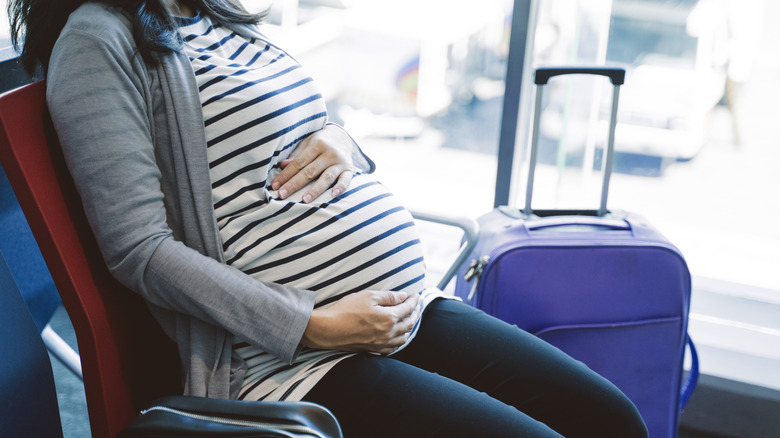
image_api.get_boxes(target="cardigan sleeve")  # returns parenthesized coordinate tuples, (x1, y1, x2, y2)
(325, 122, 376, 174)
(45, 8, 315, 364)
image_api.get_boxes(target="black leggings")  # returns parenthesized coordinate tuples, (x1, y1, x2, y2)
(303, 299, 648, 437)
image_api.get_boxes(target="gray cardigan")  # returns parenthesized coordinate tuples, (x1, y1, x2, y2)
(46, 3, 372, 399)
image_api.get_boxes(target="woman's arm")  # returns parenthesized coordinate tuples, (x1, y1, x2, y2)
(46, 8, 412, 360)
(45, 10, 314, 363)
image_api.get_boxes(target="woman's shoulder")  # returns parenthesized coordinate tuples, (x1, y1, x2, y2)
(47, 3, 144, 100)
(49, 1, 139, 74)
(60, 2, 134, 44)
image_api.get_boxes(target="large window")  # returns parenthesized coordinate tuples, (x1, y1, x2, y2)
(263, 0, 780, 391)
(0, 0, 36, 93)
(508, 0, 779, 390)
(4, 0, 776, 393)
(0, 0, 15, 61)
(258, 0, 511, 220)
(256, 0, 513, 284)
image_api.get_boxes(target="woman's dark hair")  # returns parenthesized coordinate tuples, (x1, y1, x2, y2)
(8, 0, 266, 74)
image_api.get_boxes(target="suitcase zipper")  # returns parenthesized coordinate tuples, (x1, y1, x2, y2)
(140, 405, 326, 437)
(463, 256, 490, 302)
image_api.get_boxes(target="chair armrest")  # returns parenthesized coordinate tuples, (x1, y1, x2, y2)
(410, 210, 480, 291)
(118, 395, 342, 438)
(41, 324, 83, 380)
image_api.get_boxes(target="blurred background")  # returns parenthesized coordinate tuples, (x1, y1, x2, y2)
(250, 0, 779, 392)
(1, 0, 777, 436)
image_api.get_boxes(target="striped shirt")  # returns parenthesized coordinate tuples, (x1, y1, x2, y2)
(178, 14, 441, 402)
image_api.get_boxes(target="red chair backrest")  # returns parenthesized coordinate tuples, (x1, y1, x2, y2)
(0, 81, 180, 438)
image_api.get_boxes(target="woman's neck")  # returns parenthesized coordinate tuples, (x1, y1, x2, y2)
(165, 0, 196, 18)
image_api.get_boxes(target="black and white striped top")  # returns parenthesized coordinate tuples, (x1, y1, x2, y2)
(178, 14, 440, 402)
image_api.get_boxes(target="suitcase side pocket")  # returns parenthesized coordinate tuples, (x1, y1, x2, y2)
(534, 317, 688, 438)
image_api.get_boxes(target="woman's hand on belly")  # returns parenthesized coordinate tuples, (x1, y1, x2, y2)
(271, 125, 355, 203)
(301, 290, 421, 355)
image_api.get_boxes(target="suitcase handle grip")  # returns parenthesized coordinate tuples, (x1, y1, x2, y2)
(526, 216, 631, 231)
(534, 67, 626, 85)
(525, 66, 624, 217)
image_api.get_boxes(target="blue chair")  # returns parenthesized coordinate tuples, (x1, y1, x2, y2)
(0, 164, 82, 378)
(0, 250, 63, 438)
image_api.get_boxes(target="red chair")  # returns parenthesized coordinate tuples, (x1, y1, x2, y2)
(0, 81, 476, 438)
(0, 81, 183, 438)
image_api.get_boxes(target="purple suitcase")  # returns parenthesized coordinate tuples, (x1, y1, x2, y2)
(454, 67, 697, 438)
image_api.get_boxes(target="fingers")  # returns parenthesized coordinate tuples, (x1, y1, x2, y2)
(374, 302, 422, 355)
(270, 127, 354, 203)
(395, 294, 421, 334)
(371, 291, 421, 354)
(372, 291, 419, 326)
(374, 290, 409, 306)
(303, 290, 423, 355)
(330, 169, 353, 198)
(274, 154, 348, 203)
(346, 315, 416, 355)
(373, 335, 410, 355)
(302, 167, 349, 203)
(270, 136, 311, 191)
(271, 142, 325, 200)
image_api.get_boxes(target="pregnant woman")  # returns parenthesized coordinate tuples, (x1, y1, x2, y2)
(10, 0, 648, 436)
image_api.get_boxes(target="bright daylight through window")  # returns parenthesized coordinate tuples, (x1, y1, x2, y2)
(257, 0, 779, 392)
(1, 0, 777, 392)
(0, 0, 14, 61)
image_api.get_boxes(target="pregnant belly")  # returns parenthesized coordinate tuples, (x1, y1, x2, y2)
(220, 174, 426, 303)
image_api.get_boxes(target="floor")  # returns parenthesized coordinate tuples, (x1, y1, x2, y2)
(47, 306, 90, 438)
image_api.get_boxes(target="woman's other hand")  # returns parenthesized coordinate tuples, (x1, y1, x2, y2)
(271, 124, 355, 203)
(302, 291, 422, 355)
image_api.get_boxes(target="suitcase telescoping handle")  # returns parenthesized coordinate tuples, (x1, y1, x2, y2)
(524, 66, 626, 217)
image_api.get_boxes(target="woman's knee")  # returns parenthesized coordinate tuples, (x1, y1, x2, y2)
(393, 299, 648, 437)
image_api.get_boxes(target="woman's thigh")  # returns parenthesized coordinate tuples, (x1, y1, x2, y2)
(392, 299, 648, 438)
(303, 299, 648, 438)
(302, 353, 562, 438)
